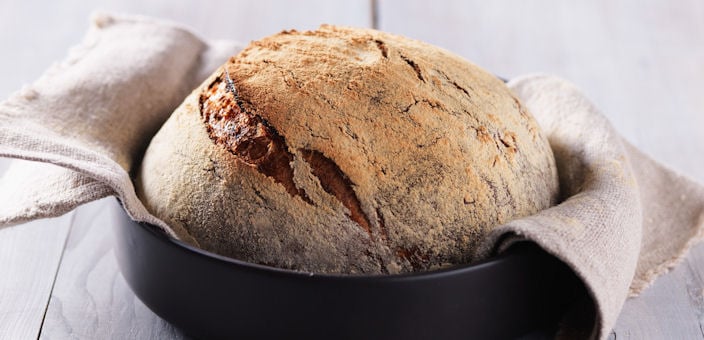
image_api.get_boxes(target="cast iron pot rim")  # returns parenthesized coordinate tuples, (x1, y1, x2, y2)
(133, 207, 518, 282)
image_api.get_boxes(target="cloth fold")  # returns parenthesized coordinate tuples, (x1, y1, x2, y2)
(0, 13, 243, 236)
(1, 12, 703, 340)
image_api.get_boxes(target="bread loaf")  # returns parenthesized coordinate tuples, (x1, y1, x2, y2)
(136, 25, 559, 274)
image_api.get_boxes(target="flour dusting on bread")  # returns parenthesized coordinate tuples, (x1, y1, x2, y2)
(137, 25, 559, 274)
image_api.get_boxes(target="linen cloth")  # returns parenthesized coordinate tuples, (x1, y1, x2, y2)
(1, 13, 702, 339)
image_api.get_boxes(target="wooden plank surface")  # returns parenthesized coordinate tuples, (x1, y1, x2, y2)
(0, 202, 72, 339)
(1, 0, 704, 339)
(612, 242, 704, 339)
(38, 198, 188, 340)
(0, 0, 373, 100)
(377, 1, 704, 338)
(0, 158, 11, 178)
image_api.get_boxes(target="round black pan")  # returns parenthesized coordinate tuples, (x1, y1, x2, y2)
(108, 198, 585, 339)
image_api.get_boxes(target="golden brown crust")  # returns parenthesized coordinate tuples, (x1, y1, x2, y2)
(137, 25, 559, 274)
(200, 73, 308, 201)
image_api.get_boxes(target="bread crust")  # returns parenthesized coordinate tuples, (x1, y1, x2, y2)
(137, 25, 559, 274)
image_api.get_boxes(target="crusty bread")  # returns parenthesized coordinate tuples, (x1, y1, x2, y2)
(136, 25, 559, 274)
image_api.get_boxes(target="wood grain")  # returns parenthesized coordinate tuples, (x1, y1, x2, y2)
(38, 198, 188, 339)
(0, 0, 373, 100)
(0, 210, 72, 339)
(611, 243, 704, 339)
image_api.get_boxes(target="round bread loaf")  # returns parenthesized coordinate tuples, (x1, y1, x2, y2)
(136, 25, 559, 274)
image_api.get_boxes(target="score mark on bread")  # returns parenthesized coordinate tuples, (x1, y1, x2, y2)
(139, 25, 560, 275)
(200, 70, 310, 202)
(201, 68, 377, 237)
(300, 149, 372, 235)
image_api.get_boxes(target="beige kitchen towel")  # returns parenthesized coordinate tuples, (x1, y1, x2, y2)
(480, 75, 704, 338)
(1, 12, 703, 340)
(0, 13, 243, 236)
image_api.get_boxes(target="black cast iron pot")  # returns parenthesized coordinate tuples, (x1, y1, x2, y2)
(109, 198, 584, 339)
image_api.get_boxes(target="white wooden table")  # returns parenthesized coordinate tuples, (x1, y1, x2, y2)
(1, 1, 703, 338)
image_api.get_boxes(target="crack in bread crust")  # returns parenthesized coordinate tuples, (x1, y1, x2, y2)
(135, 25, 561, 275)
(300, 149, 372, 235)
(400, 54, 424, 82)
(200, 71, 310, 202)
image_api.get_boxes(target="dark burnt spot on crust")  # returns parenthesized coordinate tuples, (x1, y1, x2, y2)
(374, 39, 388, 58)
(200, 69, 311, 203)
(300, 149, 372, 236)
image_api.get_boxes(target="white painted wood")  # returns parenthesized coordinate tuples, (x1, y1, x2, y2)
(611, 247, 704, 338)
(38, 198, 188, 340)
(0, 212, 72, 339)
(379, 1, 704, 338)
(610, 243, 704, 339)
(0, 158, 11, 178)
(0, 0, 373, 100)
